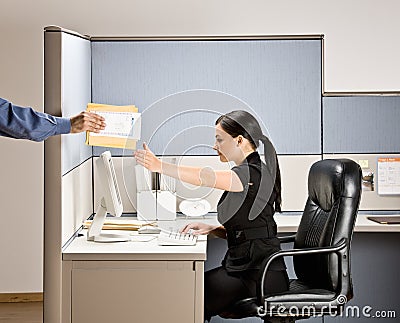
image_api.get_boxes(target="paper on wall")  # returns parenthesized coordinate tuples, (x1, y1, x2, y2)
(377, 157, 400, 195)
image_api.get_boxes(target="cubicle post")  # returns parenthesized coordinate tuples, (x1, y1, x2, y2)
(44, 25, 93, 323)
(44, 28, 63, 323)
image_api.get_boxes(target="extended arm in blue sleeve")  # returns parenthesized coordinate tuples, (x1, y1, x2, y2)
(0, 97, 71, 141)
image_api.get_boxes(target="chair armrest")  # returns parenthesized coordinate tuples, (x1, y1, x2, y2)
(259, 238, 348, 301)
(277, 234, 296, 243)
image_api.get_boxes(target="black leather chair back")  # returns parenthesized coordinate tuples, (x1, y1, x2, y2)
(293, 159, 362, 294)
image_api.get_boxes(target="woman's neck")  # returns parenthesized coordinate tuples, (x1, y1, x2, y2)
(234, 149, 256, 165)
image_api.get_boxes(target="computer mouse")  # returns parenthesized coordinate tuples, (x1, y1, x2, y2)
(138, 226, 161, 234)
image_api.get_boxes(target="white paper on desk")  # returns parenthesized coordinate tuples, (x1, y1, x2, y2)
(91, 111, 141, 139)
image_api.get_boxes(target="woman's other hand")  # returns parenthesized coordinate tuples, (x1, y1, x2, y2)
(134, 143, 162, 172)
(180, 222, 220, 235)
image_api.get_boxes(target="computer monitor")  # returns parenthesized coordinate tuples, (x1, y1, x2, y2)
(87, 151, 130, 242)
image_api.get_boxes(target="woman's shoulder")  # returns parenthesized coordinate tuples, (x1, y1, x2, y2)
(232, 161, 262, 186)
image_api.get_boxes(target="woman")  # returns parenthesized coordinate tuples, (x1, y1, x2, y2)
(134, 110, 289, 321)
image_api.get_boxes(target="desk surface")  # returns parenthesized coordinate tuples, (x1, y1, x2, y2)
(352, 214, 400, 232)
(63, 218, 212, 261)
(63, 213, 400, 261)
(275, 213, 400, 233)
(63, 233, 208, 261)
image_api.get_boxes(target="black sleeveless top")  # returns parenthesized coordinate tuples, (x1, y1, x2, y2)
(217, 151, 286, 272)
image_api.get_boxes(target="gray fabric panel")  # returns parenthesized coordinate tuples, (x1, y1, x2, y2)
(91, 39, 322, 155)
(323, 96, 400, 154)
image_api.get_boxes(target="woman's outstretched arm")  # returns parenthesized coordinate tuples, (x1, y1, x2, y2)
(134, 143, 243, 192)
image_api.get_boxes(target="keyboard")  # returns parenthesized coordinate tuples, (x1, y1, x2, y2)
(157, 231, 198, 246)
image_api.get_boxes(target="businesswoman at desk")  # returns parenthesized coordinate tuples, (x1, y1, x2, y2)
(135, 110, 289, 321)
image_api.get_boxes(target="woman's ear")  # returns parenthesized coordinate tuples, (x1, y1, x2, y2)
(237, 136, 243, 146)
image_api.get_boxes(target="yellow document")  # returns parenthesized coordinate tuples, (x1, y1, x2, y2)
(83, 219, 157, 231)
(85, 103, 141, 150)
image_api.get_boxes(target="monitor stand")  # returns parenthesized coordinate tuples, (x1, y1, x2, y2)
(87, 198, 131, 243)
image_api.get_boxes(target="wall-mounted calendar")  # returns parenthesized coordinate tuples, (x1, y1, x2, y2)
(377, 157, 400, 195)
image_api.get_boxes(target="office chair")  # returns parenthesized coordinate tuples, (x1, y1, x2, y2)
(220, 159, 362, 322)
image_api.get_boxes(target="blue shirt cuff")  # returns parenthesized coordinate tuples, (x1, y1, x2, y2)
(55, 117, 71, 135)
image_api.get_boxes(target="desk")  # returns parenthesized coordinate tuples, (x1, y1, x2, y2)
(61, 214, 400, 323)
(62, 218, 214, 323)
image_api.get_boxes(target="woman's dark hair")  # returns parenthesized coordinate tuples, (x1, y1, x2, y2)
(216, 110, 282, 213)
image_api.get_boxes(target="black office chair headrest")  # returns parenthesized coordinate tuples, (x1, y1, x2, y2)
(308, 159, 357, 212)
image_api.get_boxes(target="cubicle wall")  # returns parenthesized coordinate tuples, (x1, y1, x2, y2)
(323, 96, 400, 154)
(90, 39, 400, 212)
(44, 27, 400, 323)
(90, 37, 323, 213)
(60, 33, 93, 245)
(323, 95, 400, 211)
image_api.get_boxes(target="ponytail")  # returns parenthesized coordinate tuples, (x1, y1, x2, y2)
(260, 135, 282, 213)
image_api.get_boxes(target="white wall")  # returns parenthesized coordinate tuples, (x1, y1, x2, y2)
(0, 0, 399, 293)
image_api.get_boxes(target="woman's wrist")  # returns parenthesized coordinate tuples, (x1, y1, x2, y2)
(159, 160, 174, 176)
(155, 159, 163, 173)
(210, 226, 226, 239)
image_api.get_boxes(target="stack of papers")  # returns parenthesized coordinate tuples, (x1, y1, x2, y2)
(83, 219, 157, 231)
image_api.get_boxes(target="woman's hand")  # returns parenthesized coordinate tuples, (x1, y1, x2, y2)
(134, 143, 162, 173)
(180, 222, 221, 235)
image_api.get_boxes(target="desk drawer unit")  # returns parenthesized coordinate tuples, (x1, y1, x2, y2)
(69, 261, 202, 323)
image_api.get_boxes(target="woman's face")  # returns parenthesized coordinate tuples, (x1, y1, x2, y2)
(213, 123, 237, 162)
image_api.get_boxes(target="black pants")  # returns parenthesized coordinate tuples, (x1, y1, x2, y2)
(204, 266, 289, 321)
